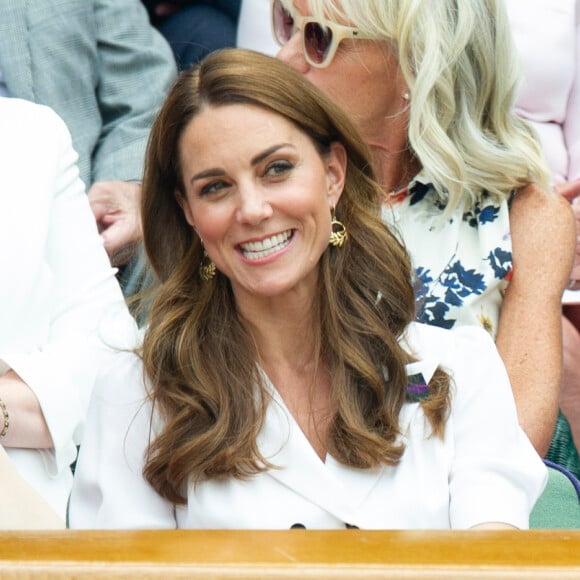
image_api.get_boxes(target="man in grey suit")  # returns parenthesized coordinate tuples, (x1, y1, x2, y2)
(0, 0, 177, 278)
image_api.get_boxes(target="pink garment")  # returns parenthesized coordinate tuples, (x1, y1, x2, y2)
(508, 0, 580, 182)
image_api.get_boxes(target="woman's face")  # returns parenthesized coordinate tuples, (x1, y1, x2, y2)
(177, 103, 346, 303)
(276, 0, 407, 139)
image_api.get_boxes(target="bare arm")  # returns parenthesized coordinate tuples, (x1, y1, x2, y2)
(496, 184, 575, 455)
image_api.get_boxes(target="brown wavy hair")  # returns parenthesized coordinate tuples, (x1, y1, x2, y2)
(140, 48, 450, 504)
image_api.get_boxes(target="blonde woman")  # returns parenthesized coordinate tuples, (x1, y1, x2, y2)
(274, 0, 577, 472)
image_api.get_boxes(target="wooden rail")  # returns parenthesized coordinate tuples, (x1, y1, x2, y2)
(0, 530, 578, 579)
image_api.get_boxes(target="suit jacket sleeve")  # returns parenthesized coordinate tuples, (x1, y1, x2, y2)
(91, 0, 177, 182)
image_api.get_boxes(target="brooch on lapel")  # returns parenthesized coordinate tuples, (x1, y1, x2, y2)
(406, 372, 429, 402)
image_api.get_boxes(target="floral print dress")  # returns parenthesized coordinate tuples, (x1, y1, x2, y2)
(382, 172, 580, 478)
(381, 172, 512, 339)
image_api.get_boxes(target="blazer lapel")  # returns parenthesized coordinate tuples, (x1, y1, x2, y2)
(0, 1, 34, 99)
(254, 330, 444, 526)
(257, 384, 384, 525)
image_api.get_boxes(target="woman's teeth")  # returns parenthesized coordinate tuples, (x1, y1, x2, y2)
(240, 230, 292, 260)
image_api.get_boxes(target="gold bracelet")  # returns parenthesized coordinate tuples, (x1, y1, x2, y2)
(0, 397, 9, 438)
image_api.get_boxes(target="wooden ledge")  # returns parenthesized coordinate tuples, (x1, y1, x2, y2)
(0, 530, 578, 579)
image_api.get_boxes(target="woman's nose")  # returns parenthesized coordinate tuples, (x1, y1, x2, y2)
(276, 33, 309, 74)
(235, 187, 273, 225)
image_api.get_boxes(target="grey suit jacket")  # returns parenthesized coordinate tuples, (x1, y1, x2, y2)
(0, 0, 177, 186)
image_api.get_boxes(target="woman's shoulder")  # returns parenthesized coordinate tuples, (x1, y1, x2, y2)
(404, 323, 519, 432)
(0, 98, 74, 168)
(510, 183, 574, 232)
(0, 98, 68, 133)
(404, 322, 497, 380)
(92, 348, 147, 406)
(406, 320, 492, 342)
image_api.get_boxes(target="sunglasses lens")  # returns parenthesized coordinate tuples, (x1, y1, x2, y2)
(304, 21, 333, 65)
(273, 0, 294, 44)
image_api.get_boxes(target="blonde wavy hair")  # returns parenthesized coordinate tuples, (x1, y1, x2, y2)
(305, 0, 551, 211)
(140, 48, 450, 504)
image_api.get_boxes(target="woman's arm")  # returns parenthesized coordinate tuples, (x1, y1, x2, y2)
(1, 106, 136, 471)
(496, 184, 575, 455)
(0, 371, 52, 449)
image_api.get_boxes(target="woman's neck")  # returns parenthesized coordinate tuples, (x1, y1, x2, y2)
(368, 139, 421, 197)
(357, 104, 421, 196)
(243, 301, 333, 462)
(238, 293, 319, 372)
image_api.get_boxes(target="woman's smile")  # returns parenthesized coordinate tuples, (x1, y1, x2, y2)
(177, 102, 346, 301)
(238, 229, 295, 261)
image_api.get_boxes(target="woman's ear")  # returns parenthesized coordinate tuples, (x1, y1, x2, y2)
(326, 142, 347, 207)
(175, 189, 195, 228)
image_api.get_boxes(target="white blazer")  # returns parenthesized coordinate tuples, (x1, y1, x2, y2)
(0, 97, 136, 518)
(69, 323, 547, 530)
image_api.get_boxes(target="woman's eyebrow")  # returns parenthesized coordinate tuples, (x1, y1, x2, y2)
(251, 143, 293, 166)
(190, 143, 295, 184)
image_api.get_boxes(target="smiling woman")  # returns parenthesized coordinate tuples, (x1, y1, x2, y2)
(176, 103, 346, 300)
(68, 48, 546, 531)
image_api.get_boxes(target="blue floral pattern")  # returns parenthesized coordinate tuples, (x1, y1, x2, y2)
(382, 174, 512, 337)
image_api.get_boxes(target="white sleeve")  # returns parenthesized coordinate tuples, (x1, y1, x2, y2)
(3, 108, 136, 474)
(446, 326, 548, 529)
(69, 352, 177, 529)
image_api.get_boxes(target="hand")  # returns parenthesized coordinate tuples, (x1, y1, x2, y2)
(555, 179, 580, 202)
(568, 198, 580, 289)
(88, 180, 142, 267)
(554, 181, 580, 289)
(153, 2, 183, 17)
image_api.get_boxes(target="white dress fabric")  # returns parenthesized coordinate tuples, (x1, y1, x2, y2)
(69, 322, 546, 530)
(0, 97, 136, 518)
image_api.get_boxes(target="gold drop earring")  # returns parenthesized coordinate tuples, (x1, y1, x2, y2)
(199, 248, 216, 281)
(329, 206, 348, 248)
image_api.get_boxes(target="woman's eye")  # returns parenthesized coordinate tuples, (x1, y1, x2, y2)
(280, 4, 295, 30)
(200, 180, 229, 196)
(265, 160, 293, 177)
